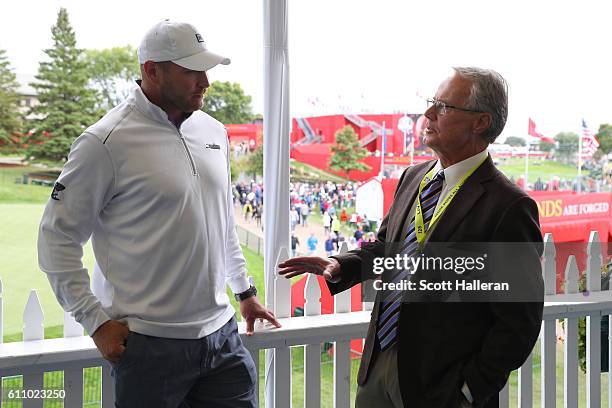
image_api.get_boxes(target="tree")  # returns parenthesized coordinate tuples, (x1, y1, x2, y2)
(505, 136, 525, 147)
(596, 123, 612, 154)
(26, 8, 98, 162)
(538, 140, 555, 152)
(84, 46, 140, 111)
(329, 125, 371, 178)
(244, 145, 263, 178)
(0, 49, 22, 151)
(554, 132, 579, 164)
(202, 81, 254, 124)
(237, 132, 264, 179)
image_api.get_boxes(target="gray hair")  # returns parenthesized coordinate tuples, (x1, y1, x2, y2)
(452, 67, 508, 143)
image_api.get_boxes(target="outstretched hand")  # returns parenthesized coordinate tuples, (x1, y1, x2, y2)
(278, 256, 341, 283)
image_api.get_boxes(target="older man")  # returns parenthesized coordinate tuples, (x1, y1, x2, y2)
(279, 67, 543, 408)
(38, 20, 279, 407)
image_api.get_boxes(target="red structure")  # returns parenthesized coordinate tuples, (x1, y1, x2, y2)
(225, 123, 262, 150)
(289, 114, 431, 181)
(383, 181, 611, 289)
(530, 191, 611, 289)
(225, 114, 435, 180)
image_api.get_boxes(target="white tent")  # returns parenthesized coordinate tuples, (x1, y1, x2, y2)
(355, 177, 384, 222)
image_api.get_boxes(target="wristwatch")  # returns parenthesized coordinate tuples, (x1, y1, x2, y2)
(234, 285, 257, 302)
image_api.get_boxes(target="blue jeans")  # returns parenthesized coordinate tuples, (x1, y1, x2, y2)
(112, 317, 257, 407)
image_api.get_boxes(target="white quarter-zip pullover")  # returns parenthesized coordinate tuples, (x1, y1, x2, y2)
(38, 84, 250, 338)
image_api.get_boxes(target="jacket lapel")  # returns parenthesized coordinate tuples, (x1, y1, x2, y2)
(426, 155, 495, 242)
(388, 161, 437, 242)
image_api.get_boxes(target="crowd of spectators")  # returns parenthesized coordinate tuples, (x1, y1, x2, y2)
(234, 181, 263, 227)
(233, 180, 378, 254)
(511, 175, 610, 193)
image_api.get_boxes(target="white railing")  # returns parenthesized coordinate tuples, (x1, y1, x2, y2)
(0, 234, 610, 407)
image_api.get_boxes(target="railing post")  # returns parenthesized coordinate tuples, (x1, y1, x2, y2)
(272, 247, 292, 408)
(518, 351, 533, 408)
(585, 232, 602, 407)
(249, 348, 260, 406)
(23, 290, 44, 408)
(64, 367, 84, 407)
(541, 234, 556, 408)
(563, 256, 579, 408)
(63, 312, 85, 406)
(63, 311, 83, 338)
(498, 381, 509, 408)
(334, 243, 351, 408)
(101, 363, 115, 408)
(304, 273, 321, 408)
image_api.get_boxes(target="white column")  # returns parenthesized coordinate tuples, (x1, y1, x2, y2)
(263, 3, 290, 407)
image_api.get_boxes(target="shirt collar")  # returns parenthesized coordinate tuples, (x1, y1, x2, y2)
(128, 81, 193, 128)
(432, 149, 489, 187)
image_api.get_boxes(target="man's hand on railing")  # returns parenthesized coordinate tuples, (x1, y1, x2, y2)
(278, 257, 341, 283)
(239, 296, 281, 336)
(91, 320, 129, 363)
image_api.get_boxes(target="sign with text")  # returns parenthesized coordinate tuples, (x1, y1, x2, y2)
(531, 192, 611, 221)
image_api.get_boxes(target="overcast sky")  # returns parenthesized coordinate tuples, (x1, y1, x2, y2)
(2, 0, 611, 140)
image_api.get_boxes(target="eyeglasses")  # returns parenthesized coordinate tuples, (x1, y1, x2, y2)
(426, 98, 484, 116)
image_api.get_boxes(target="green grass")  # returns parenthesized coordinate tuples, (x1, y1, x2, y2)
(497, 157, 580, 184)
(0, 203, 90, 337)
(0, 166, 56, 204)
(290, 160, 348, 183)
(0, 183, 53, 204)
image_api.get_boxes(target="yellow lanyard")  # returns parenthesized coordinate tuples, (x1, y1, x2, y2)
(414, 157, 487, 245)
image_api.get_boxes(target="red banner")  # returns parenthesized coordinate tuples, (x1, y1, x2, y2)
(530, 192, 610, 221)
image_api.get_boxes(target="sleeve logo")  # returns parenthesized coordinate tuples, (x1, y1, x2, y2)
(51, 182, 66, 201)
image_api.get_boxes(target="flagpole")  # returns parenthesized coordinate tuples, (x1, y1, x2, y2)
(410, 134, 415, 166)
(379, 121, 386, 177)
(577, 128, 582, 193)
(524, 140, 529, 190)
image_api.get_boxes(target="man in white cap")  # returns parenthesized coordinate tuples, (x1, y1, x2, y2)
(38, 20, 278, 407)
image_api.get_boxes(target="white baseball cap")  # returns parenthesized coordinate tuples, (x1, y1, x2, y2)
(138, 20, 230, 71)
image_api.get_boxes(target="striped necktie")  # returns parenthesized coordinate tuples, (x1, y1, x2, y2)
(376, 169, 445, 351)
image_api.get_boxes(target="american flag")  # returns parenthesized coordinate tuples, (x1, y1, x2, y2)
(581, 119, 599, 157)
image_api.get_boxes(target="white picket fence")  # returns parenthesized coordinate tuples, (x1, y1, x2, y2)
(0, 233, 610, 407)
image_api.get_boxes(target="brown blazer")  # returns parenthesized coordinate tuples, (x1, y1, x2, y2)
(329, 156, 544, 408)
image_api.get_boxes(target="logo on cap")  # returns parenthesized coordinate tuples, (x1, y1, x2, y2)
(195, 33, 204, 43)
